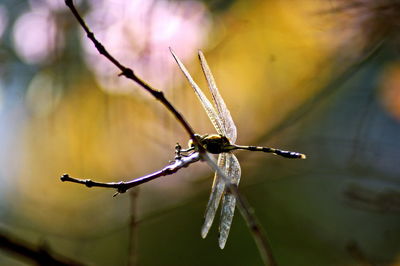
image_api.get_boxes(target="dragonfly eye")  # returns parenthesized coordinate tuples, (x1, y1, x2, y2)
(188, 134, 205, 148)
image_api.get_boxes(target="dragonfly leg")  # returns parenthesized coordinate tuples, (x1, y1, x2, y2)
(174, 143, 195, 160)
(175, 143, 183, 159)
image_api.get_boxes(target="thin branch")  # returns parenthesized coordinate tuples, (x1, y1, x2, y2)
(60, 152, 201, 194)
(0, 228, 85, 266)
(64, 0, 198, 145)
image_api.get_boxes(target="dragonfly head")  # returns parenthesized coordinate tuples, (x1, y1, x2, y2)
(188, 134, 203, 149)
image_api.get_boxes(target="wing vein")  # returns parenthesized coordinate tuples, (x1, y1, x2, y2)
(218, 153, 241, 249)
(198, 51, 237, 142)
(201, 154, 226, 238)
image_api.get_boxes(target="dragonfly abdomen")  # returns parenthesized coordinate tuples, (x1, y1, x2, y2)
(269, 148, 306, 159)
(236, 145, 306, 159)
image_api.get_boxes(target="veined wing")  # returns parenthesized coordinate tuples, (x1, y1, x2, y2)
(201, 153, 226, 239)
(198, 51, 237, 143)
(170, 48, 224, 135)
(219, 153, 241, 249)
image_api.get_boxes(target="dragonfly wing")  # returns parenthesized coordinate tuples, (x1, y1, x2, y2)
(198, 51, 237, 142)
(201, 153, 226, 239)
(170, 48, 225, 135)
(218, 153, 241, 249)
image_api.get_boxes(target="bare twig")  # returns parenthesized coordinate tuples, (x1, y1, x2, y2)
(128, 188, 140, 266)
(63, 1, 277, 264)
(60, 152, 201, 194)
(0, 228, 85, 266)
(64, 0, 198, 145)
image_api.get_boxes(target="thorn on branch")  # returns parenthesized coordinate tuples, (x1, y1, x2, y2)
(86, 32, 94, 40)
(84, 180, 94, 187)
(117, 182, 128, 193)
(119, 68, 134, 78)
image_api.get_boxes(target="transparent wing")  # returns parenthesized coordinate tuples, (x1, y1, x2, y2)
(170, 48, 225, 135)
(218, 153, 241, 249)
(198, 51, 237, 143)
(201, 153, 226, 239)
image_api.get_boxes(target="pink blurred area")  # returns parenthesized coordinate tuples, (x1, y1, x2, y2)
(82, 0, 211, 95)
(12, 8, 61, 64)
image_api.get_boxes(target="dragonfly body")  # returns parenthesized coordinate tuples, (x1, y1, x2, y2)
(171, 48, 305, 249)
(189, 133, 305, 158)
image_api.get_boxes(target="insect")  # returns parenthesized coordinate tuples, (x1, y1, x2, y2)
(170, 49, 306, 249)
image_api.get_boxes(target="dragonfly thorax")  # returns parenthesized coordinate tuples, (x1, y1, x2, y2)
(189, 134, 232, 154)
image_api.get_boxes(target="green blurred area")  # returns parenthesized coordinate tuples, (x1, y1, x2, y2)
(0, 0, 399, 265)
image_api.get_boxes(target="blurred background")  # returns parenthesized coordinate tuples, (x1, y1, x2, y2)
(0, 0, 399, 265)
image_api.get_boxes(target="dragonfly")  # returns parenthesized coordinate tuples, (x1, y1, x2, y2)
(170, 49, 306, 249)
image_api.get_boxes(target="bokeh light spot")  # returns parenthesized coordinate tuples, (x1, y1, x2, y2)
(12, 9, 59, 64)
(25, 72, 62, 117)
(82, 0, 211, 95)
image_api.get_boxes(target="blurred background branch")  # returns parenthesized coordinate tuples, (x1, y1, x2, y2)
(128, 188, 140, 266)
(0, 228, 84, 266)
